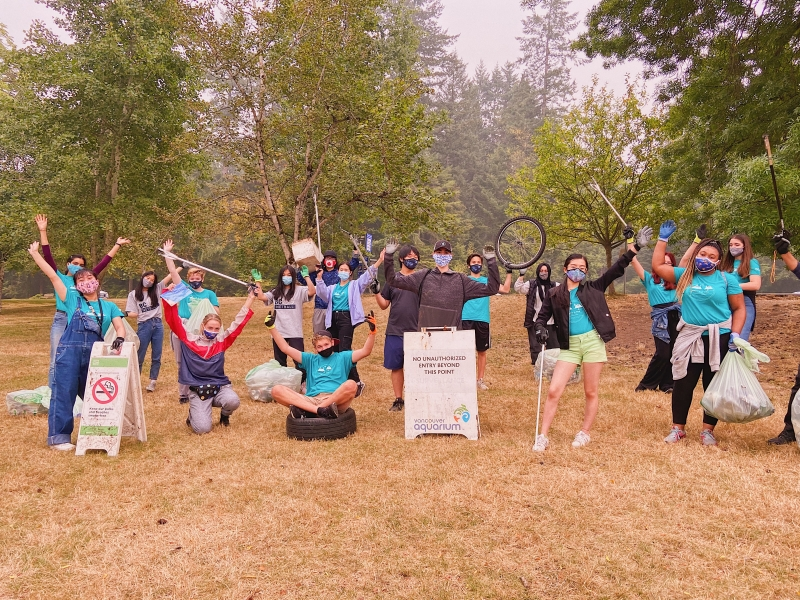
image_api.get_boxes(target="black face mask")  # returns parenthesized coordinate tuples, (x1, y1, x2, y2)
(469, 264, 483, 274)
(403, 258, 418, 270)
(319, 347, 334, 358)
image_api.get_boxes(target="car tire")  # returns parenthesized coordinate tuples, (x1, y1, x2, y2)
(285, 408, 357, 441)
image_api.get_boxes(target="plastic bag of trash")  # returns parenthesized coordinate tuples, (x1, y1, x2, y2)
(245, 360, 302, 402)
(732, 337, 770, 373)
(40, 388, 83, 417)
(700, 351, 774, 423)
(792, 390, 800, 450)
(185, 298, 217, 337)
(7, 386, 50, 415)
(534, 349, 581, 385)
(104, 318, 140, 351)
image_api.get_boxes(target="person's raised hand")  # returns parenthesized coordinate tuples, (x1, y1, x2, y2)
(482, 243, 496, 260)
(658, 220, 677, 242)
(694, 224, 707, 243)
(519, 268, 527, 277)
(300, 265, 310, 279)
(264, 311, 276, 329)
(116, 237, 131, 246)
(773, 230, 791, 255)
(623, 225, 635, 242)
(35, 214, 47, 231)
(163, 239, 174, 253)
(385, 237, 399, 255)
(28, 241, 40, 254)
(369, 279, 381, 294)
(366, 310, 377, 334)
(635, 226, 653, 249)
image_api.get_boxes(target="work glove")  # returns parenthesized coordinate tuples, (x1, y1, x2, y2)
(519, 268, 527, 277)
(300, 265, 309, 278)
(111, 337, 125, 352)
(635, 226, 653, 250)
(535, 325, 549, 344)
(658, 220, 677, 242)
(728, 332, 741, 352)
(365, 310, 377, 334)
(773, 230, 791, 255)
(694, 224, 707, 244)
(506, 267, 513, 275)
(369, 278, 381, 294)
(264, 311, 276, 329)
(623, 225, 635, 244)
(385, 237, 399, 255)
(482, 244, 496, 260)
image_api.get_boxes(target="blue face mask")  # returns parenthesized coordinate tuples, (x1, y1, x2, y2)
(338, 271, 350, 281)
(67, 264, 82, 275)
(281, 276, 293, 285)
(402, 258, 418, 270)
(189, 280, 203, 290)
(469, 264, 483, 274)
(566, 268, 586, 282)
(433, 254, 453, 267)
(203, 329, 217, 340)
(695, 257, 718, 273)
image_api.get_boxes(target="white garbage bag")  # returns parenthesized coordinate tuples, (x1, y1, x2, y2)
(6, 386, 50, 415)
(792, 390, 800, 451)
(700, 351, 774, 423)
(534, 349, 581, 385)
(104, 318, 140, 351)
(184, 298, 218, 337)
(245, 360, 303, 402)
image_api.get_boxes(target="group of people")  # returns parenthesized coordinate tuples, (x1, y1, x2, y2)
(25, 214, 800, 453)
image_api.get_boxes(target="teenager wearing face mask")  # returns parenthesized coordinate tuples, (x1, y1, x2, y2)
(162, 239, 220, 404)
(532, 226, 649, 452)
(255, 265, 316, 372)
(125, 270, 176, 393)
(315, 251, 384, 395)
(34, 214, 129, 391)
(515, 262, 560, 368)
(461, 254, 513, 390)
(652, 221, 745, 446)
(312, 250, 360, 335)
(384, 240, 501, 329)
(28, 241, 127, 451)
(376, 245, 421, 411)
(631, 251, 681, 393)
(719, 234, 760, 341)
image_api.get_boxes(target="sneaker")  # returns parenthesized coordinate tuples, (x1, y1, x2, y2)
(289, 405, 316, 419)
(664, 427, 686, 444)
(50, 442, 75, 451)
(220, 413, 230, 427)
(355, 381, 366, 398)
(634, 385, 648, 392)
(662, 387, 674, 394)
(767, 430, 796, 446)
(316, 403, 339, 419)
(477, 379, 489, 391)
(700, 429, 718, 446)
(146, 380, 157, 393)
(186, 413, 192, 429)
(179, 396, 189, 404)
(532, 434, 549, 452)
(389, 398, 404, 412)
(572, 430, 591, 448)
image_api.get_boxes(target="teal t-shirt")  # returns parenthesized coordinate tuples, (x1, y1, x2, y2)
(64, 291, 125, 336)
(332, 282, 350, 311)
(299, 350, 354, 396)
(461, 276, 490, 323)
(177, 284, 220, 319)
(54, 271, 76, 312)
(728, 258, 761, 285)
(642, 272, 678, 307)
(673, 267, 742, 334)
(568, 288, 594, 335)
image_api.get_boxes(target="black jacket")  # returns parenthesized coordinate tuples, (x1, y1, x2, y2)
(534, 250, 635, 349)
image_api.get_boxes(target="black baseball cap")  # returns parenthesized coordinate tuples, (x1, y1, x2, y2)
(322, 250, 338, 260)
(313, 330, 340, 345)
(433, 240, 452, 252)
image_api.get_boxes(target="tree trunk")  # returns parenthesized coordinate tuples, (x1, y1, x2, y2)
(0, 260, 5, 312)
(604, 242, 616, 295)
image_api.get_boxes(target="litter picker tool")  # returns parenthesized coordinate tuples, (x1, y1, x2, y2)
(763, 135, 786, 283)
(341, 228, 371, 270)
(535, 340, 546, 444)
(157, 247, 257, 292)
(590, 178, 628, 228)
(313, 186, 322, 252)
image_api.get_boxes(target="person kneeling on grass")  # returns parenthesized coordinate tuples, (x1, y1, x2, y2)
(266, 311, 378, 419)
(162, 285, 256, 434)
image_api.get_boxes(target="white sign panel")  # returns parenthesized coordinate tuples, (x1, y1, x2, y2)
(404, 329, 479, 440)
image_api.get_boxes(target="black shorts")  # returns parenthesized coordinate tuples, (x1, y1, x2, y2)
(461, 320, 491, 351)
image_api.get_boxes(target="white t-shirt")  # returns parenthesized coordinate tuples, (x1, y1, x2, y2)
(264, 286, 312, 339)
(126, 283, 164, 323)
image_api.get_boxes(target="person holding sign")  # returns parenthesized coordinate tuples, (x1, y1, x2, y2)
(162, 285, 256, 434)
(265, 312, 378, 419)
(27, 241, 127, 451)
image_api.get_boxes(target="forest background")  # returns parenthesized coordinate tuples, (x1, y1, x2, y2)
(1, 0, 799, 306)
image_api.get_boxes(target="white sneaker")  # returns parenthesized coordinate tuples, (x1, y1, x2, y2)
(532, 434, 549, 452)
(572, 430, 591, 448)
(477, 379, 489, 390)
(50, 443, 75, 452)
(146, 380, 157, 393)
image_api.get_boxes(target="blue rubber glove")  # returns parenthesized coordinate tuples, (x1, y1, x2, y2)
(728, 332, 740, 352)
(659, 220, 677, 242)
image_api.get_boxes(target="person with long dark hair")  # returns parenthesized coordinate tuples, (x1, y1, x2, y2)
(515, 262, 559, 368)
(719, 233, 761, 341)
(531, 227, 648, 451)
(652, 221, 745, 446)
(631, 252, 681, 392)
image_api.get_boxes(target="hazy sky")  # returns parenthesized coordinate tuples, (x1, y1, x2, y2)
(2, 0, 644, 96)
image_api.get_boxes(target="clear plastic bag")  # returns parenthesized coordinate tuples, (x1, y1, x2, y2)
(792, 390, 800, 450)
(700, 351, 774, 423)
(104, 318, 141, 351)
(245, 360, 303, 402)
(185, 298, 217, 337)
(534, 349, 582, 385)
(6, 386, 50, 415)
(733, 337, 770, 373)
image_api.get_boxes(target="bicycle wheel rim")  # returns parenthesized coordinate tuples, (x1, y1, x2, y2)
(494, 216, 546, 269)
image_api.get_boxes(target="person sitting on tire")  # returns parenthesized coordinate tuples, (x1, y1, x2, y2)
(266, 311, 378, 419)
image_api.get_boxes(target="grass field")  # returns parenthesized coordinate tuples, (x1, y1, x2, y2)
(1, 294, 799, 599)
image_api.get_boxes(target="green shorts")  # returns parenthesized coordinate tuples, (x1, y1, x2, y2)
(558, 330, 607, 364)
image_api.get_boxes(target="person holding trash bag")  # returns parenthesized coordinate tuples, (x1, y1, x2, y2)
(515, 263, 560, 368)
(719, 234, 761, 341)
(163, 239, 220, 405)
(125, 271, 176, 393)
(631, 252, 681, 393)
(34, 214, 129, 391)
(767, 230, 800, 444)
(652, 220, 746, 446)
(531, 226, 649, 452)
(462, 253, 513, 390)
(315, 250, 384, 394)
(375, 244, 421, 412)
(255, 265, 316, 374)
(312, 250, 360, 335)
(162, 284, 256, 434)
(266, 312, 378, 419)
(383, 239, 501, 330)
(27, 241, 127, 451)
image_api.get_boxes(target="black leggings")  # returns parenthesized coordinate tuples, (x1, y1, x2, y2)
(527, 325, 558, 366)
(328, 310, 360, 382)
(671, 333, 729, 427)
(272, 337, 306, 382)
(637, 307, 680, 391)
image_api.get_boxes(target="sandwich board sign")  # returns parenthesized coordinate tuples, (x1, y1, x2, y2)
(404, 329, 479, 440)
(75, 341, 147, 456)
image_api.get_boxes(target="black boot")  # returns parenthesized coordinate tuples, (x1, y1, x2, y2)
(316, 404, 339, 419)
(767, 429, 796, 445)
(220, 413, 230, 427)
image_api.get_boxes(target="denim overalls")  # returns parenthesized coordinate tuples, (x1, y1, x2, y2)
(48, 299, 104, 446)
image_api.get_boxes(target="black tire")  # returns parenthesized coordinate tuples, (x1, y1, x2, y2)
(286, 408, 357, 441)
(494, 216, 546, 269)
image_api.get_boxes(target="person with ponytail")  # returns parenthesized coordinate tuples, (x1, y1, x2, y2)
(652, 221, 746, 446)
(516, 263, 560, 368)
(531, 226, 649, 452)
(27, 241, 127, 451)
(719, 234, 761, 341)
(631, 252, 681, 392)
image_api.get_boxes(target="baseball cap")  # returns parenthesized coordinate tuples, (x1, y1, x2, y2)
(433, 240, 452, 252)
(322, 250, 338, 260)
(313, 330, 340, 345)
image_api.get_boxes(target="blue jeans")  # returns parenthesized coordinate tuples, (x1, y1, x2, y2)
(49, 309, 102, 446)
(136, 317, 163, 380)
(741, 295, 756, 341)
(48, 311, 68, 390)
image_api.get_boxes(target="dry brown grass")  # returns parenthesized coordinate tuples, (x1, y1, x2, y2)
(1, 294, 800, 599)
